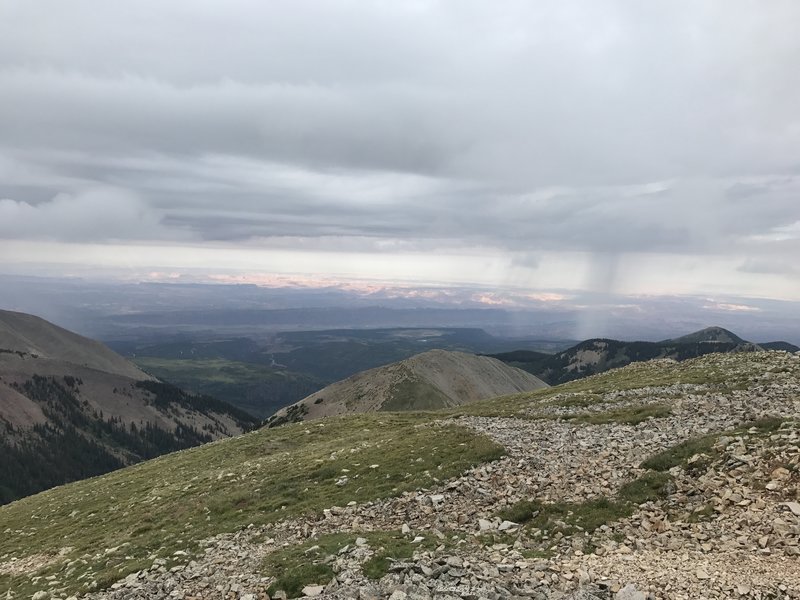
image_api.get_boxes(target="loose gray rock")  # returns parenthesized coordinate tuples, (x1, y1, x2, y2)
(614, 584, 646, 600)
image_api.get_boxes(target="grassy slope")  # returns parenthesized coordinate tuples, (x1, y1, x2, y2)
(0, 414, 502, 597)
(2, 351, 794, 597)
(455, 351, 772, 418)
(381, 377, 453, 411)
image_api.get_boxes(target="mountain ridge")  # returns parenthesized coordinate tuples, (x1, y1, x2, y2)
(661, 325, 746, 345)
(267, 349, 548, 426)
(0, 309, 149, 380)
(0, 309, 257, 504)
(490, 325, 779, 385)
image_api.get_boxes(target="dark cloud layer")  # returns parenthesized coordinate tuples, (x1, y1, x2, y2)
(0, 1, 799, 295)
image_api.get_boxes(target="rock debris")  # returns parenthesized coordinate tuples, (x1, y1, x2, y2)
(82, 352, 800, 600)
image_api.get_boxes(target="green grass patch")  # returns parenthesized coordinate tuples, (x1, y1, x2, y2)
(0, 413, 503, 598)
(263, 530, 438, 597)
(546, 393, 603, 408)
(362, 532, 439, 580)
(498, 497, 630, 535)
(617, 471, 673, 504)
(568, 403, 672, 425)
(497, 500, 541, 524)
(686, 503, 716, 523)
(498, 471, 673, 536)
(263, 533, 349, 597)
(640, 435, 718, 472)
(381, 376, 453, 411)
(271, 564, 333, 598)
(640, 417, 792, 475)
(532, 498, 631, 535)
(740, 417, 786, 434)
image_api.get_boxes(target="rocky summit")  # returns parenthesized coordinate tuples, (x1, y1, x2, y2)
(1, 351, 798, 599)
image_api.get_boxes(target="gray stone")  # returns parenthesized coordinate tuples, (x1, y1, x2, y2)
(615, 584, 646, 600)
(782, 501, 800, 516)
(478, 519, 494, 532)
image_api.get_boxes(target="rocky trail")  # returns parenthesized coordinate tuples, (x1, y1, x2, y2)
(79, 352, 800, 600)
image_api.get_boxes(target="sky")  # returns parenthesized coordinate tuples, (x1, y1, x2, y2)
(1, 0, 799, 304)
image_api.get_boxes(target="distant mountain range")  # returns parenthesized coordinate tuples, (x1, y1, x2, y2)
(489, 326, 799, 385)
(0, 309, 258, 504)
(261, 326, 798, 426)
(266, 349, 548, 426)
(5, 312, 796, 505)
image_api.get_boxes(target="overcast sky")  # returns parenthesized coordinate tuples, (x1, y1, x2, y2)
(1, 1, 799, 303)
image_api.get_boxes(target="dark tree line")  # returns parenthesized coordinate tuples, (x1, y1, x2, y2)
(0, 424, 124, 504)
(0, 375, 221, 505)
(135, 379, 257, 428)
(490, 340, 748, 386)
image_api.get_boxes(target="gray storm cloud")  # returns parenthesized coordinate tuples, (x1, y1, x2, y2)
(0, 188, 167, 242)
(0, 0, 799, 289)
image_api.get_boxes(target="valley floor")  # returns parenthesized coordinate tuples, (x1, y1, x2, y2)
(76, 353, 800, 600)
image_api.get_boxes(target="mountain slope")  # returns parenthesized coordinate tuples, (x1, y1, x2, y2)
(0, 351, 797, 599)
(0, 309, 257, 504)
(661, 325, 745, 345)
(491, 326, 769, 385)
(0, 309, 147, 380)
(761, 340, 800, 352)
(267, 349, 548, 425)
